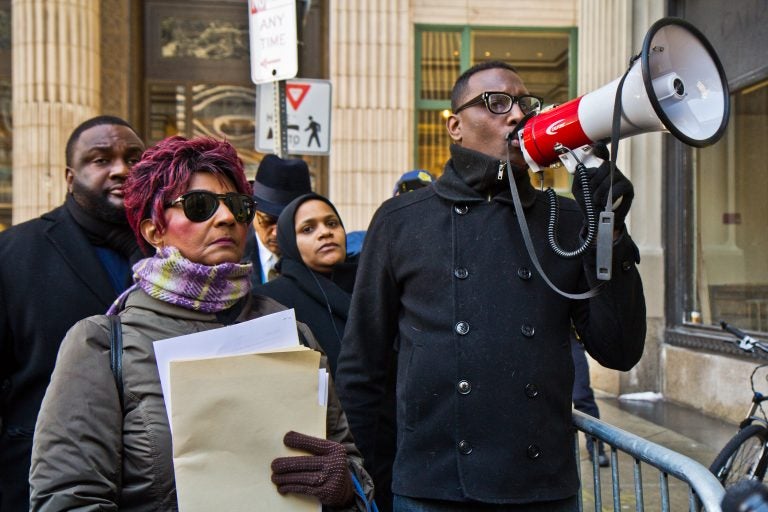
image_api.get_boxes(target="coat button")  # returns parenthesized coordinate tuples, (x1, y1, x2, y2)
(524, 383, 539, 398)
(455, 321, 470, 335)
(527, 444, 541, 459)
(457, 380, 471, 394)
(517, 267, 532, 280)
(458, 440, 473, 454)
(622, 260, 632, 271)
(454, 267, 469, 279)
(454, 204, 469, 215)
(521, 324, 535, 338)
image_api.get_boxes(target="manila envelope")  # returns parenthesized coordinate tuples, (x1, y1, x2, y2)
(170, 347, 325, 512)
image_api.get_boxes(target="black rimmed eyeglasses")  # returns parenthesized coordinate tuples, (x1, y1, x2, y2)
(453, 92, 543, 116)
(166, 191, 256, 224)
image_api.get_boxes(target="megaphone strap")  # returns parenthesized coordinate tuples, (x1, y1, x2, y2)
(505, 147, 602, 300)
(595, 54, 640, 281)
(608, 54, 640, 211)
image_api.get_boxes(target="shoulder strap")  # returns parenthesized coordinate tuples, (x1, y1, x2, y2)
(108, 314, 124, 410)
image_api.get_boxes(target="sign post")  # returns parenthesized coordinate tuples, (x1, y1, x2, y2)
(272, 82, 289, 157)
(256, 79, 332, 156)
(248, 0, 299, 157)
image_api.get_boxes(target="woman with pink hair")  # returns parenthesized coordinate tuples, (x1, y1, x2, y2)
(29, 136, 374, 511)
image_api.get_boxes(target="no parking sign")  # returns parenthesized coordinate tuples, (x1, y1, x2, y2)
(248, 0, 298, 84)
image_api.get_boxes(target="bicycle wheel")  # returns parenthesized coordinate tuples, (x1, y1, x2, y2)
(710, 423, 768, 487)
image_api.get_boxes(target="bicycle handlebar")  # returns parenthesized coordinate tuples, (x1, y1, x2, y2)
(721, 321, 768, 353)
(721, 321, 749, 340)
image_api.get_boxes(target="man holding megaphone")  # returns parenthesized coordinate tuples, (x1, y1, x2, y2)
(336, 60, 646, 511)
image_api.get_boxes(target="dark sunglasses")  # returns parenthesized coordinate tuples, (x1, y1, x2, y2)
(166, 191, 256, 224)
(453, 91, 543, 116)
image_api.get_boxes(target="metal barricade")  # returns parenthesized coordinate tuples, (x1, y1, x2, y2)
(573, 410, 725, 511)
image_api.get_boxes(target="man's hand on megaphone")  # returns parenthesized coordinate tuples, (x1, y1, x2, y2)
(591, 141, 610, 161)
(571, 153, 634, 234)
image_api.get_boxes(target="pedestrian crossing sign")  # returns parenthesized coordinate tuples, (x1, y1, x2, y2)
(256, 79, 332, 155)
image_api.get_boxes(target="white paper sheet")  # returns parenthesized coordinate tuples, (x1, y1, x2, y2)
(318, 369, 328, 407)
(153, 309, 300, 429)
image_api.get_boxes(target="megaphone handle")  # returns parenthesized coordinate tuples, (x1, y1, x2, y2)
(556, 144, 605, 174)
(596, 212, 614, 280)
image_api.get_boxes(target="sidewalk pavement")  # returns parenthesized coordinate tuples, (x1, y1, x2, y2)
(594, 395, 736, 466)
(575, 395, 738, 510)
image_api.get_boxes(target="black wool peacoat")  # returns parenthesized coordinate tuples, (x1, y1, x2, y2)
(335, 144, 646, 505)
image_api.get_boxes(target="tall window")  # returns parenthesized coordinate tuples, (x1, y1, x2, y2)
(688, 81, 768, 333)
(415, 26, 574, 191)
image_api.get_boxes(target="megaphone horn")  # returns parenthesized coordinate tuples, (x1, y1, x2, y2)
(519, 17, 730, 173)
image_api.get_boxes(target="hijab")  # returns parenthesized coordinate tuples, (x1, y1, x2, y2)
(276, 193, 345, 267)
(275, 193, 356, 321)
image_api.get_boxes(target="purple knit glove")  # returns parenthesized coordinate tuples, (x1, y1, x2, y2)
(271, 431, 354, 507)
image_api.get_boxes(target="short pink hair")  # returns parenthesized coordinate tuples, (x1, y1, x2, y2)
(124, 135, 252, 254)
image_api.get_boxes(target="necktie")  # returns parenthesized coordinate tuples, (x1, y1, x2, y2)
(266, 255, 279, 281)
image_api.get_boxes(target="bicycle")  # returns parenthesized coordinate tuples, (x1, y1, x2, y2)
(709, 321, 768, 488)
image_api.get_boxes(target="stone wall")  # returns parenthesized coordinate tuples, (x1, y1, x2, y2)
(663, 344, 753, 423)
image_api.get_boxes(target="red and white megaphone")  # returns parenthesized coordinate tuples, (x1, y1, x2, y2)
(518, 17, 730, 173)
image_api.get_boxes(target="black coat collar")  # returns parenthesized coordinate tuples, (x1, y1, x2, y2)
(42, 205, 122, 306)
(433, 144, 537, 208)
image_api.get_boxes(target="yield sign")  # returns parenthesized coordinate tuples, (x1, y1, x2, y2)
(256, 79, 332, 155)
(286, 83, 310, 110)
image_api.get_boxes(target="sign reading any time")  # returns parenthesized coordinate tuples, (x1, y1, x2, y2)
(256, 79, 332, 155)
(248, 0, 298, 84)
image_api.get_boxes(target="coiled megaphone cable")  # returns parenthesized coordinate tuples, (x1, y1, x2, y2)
(545, 147, 597, 258)
(504, 139, 602, 300)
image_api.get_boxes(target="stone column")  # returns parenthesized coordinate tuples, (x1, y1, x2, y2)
(579, 0, 667, 395)
(11, 0, 100, 224)
(329, 0, 412, 231)
(99, 0, 131, 120)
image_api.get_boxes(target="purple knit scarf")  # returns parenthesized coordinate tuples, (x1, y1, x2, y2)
(107, 246, 252, 314)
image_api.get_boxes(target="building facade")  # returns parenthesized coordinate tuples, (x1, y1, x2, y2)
(2, 0, 766, 424)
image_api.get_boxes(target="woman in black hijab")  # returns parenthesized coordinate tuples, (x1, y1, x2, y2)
(260, 193, 401, 511)
(254, 193, 355, 377)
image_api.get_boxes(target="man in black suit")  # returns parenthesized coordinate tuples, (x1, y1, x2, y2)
(0, 115, 145, 510)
